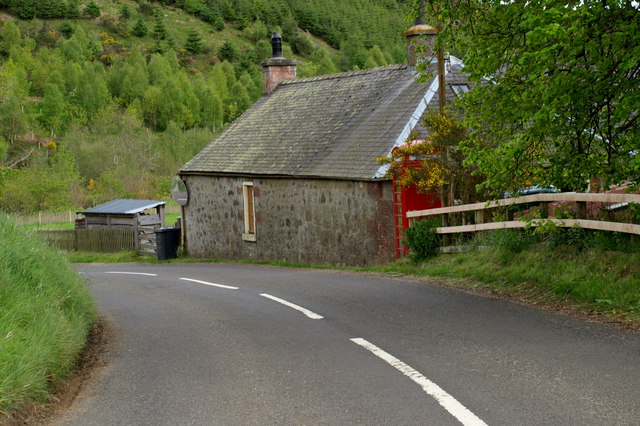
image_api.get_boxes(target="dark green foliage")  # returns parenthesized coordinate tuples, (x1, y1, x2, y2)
(58, 21, 74, 38)
(339, 35, 367, 70)
(212, 15, 225, 31)
(65, 0, 80, 19)
(153, 18, 168, 40)
(5, 0, 81, 20)
(251, 39, 271, 63)
(132, 18, 148, 37)
(218, 40, 238, 62)
(84, 1, 101, 18)
(280, 13, 298, 40)
(184, 29, 203, 54)
(38, 0, 67, 19)
(119, 4, 132, 21)
(17, 0, 37, 19)
(290, 32, 315, 57)
(146, 0, 405, 69)
(404, 217, 442, 262)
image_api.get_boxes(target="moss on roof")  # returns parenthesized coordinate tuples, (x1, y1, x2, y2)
(181, 63, 468, 180)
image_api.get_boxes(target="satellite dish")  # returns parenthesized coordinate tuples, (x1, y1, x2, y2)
(170, 177, 189, 206)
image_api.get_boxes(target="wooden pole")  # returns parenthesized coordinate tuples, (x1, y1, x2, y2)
(437, 48, 446, 113)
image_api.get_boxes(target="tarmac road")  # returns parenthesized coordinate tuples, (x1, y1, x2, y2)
(57, 263, 640, 425)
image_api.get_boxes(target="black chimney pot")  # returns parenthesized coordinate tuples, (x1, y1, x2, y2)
(271, 32, 283, 58)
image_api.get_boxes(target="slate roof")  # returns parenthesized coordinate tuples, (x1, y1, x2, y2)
(80, 199, 165, 215)
(181, 61, 469, 181)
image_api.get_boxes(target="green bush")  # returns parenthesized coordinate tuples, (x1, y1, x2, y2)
(84, 1, 101, 18)
(132, 18, 148, 37)
(0, 214, 96, 414)
(218, 41, 239, 62)
(404, 217, 442, 262)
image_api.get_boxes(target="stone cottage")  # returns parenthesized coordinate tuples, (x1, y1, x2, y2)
(178, 21, 471, 266)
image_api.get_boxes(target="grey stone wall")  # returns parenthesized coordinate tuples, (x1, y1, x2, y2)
(182, 175, 395, 266)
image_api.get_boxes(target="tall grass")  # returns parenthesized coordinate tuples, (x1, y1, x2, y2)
(0, 214, 96, 414)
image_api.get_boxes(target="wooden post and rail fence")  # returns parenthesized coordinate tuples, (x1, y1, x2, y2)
(406, 192, 640, 242)
(13, 205, 182, 255)
(35, 227, 159, 255)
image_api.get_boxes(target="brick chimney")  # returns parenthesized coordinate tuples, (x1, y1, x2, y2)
(261, 32, 297, 94)
(402, 0, 438, 66)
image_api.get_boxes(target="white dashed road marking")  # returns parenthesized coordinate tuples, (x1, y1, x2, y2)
(260, 293, 324, 320)
(351, 338, 488, 426)
(179, 277, 239, 290)
(105, 272, 158, 276)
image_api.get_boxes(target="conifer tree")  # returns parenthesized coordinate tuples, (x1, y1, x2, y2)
(119, 4, 132, 21)
(132, 18, 148, 37)
(217, 41, 238, 62)
(184, 30, 203, 54)
(153, 18, 168, 40)
(84, 1, 101, 18)
(17, 0, 37, 20)
(212, 15, 225, 32)
(65, 0, 80, 19)
(39, 0, 67, 19)
(58, 21, 74, 39)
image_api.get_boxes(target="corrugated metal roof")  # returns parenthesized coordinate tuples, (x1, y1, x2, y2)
(180, 62, 470, 180)
(81, 199, 165, 215)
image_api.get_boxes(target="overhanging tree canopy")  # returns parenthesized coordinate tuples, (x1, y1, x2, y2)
(416, 0, 640, 195)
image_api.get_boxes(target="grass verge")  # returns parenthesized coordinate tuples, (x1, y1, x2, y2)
(0, 214, 97, 417)
(370, 246, 640, 328)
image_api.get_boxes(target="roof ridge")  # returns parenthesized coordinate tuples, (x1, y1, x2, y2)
(280, 64, 409, 85)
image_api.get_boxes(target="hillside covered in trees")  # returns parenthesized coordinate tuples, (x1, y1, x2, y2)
(0, 0, 410, 213)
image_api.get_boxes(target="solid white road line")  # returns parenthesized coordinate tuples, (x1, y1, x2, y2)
(260, 293, 324, 320)
(105, 272, 158, 276)
(351, 338, 488, 426)
(179, 278, 239, 290)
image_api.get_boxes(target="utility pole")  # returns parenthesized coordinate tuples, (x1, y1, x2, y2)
(437, 45, 446, 113)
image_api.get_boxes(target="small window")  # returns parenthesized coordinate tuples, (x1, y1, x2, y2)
(242, 182, 256, 242)
(450, 84, 470, 97)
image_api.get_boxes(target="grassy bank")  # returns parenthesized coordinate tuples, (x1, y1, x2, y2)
(0, 214, 96, 416)
(373, 247, 640, 324)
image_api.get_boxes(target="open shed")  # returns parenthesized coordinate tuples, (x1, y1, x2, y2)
(77, 199, 166, 230)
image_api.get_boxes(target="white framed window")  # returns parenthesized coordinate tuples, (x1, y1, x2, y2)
(242, 182, 256, 242)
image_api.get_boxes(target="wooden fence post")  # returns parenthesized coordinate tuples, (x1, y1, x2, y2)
(133, 219, 140, 252)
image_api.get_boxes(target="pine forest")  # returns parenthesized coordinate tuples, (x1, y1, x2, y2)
(0, 0, 410, 213)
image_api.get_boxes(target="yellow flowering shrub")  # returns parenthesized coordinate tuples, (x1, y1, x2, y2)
(377, 111, 485, 204)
